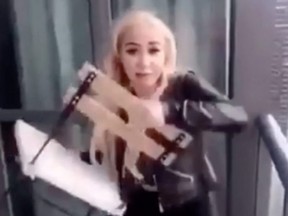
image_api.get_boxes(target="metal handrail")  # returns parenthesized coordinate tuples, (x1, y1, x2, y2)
(0, 109, 86, 124)
(256, 114, 288, 190)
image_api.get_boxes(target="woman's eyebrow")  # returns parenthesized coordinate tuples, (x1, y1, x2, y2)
(124, 42, 139, 46)
(124, 41, 161, 46)
(149, 41, 161, 45)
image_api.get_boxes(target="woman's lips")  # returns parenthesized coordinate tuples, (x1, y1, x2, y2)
(136, 73, 152, 78)
(136, 71, 153, 75)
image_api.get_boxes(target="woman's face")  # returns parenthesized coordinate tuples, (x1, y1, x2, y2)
(118, 23, 166, 89)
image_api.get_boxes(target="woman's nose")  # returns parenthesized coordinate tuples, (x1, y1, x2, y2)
(137, 53, 150, 68)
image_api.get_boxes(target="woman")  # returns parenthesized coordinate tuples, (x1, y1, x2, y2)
(88, 10, 248, 216)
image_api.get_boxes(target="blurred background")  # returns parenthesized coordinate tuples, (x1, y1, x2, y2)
(0, 0, 287, 216)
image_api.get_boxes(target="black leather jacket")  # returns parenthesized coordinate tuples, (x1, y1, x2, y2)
(150, 70, 248, 210)
(161, 70, 247, 131)
(83, 70, 248, 211)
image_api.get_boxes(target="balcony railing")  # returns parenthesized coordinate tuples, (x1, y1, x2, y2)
(255, 114, 288, 216)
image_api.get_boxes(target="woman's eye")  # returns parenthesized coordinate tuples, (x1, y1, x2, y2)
(149, 48, 160, 54)
(126, 49, 137, 55)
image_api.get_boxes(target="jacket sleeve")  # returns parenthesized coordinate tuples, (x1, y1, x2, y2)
(162, 71, 248, 132)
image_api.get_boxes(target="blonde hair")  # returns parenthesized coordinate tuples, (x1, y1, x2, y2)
(103, 9, 177, 89)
